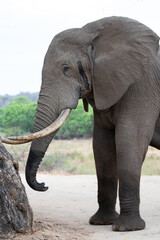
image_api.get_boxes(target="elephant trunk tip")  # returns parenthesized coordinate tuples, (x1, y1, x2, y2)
(26, 166, 49, 191)
(25, 150, 49, 191)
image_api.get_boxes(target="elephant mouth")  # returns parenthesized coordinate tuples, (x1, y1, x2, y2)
(2, 108, 71, 144)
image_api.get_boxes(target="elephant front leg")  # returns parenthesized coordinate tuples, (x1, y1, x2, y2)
(112, 121, 150, 231)
(89, 117, 118, 225)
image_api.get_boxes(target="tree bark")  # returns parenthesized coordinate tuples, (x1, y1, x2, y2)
(0, 139, 33, 234)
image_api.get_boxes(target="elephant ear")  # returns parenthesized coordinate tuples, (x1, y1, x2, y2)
(84, 17, 159, 110)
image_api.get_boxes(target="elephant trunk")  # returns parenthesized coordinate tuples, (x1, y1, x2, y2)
(25, 130, 58, 191)
(26, 147, 49, 191)
(25, 88, 65, 191)
(2, 86, 71, 191)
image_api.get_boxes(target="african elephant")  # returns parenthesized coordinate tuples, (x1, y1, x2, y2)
(3, 16, 160, 231)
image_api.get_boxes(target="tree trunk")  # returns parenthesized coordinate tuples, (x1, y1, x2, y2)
(0, 138, 33, 234)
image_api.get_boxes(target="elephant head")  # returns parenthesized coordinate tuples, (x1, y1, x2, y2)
(24, 29, 98, 191)
(2, 17, 159, 191)
(11, 28, 97, 191)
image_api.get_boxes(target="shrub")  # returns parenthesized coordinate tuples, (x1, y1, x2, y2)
(1, 97, 37, 136)
(0, 97, 93, 139)
(57, 100, 93, 139)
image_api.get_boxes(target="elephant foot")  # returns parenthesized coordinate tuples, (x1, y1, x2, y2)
(112, 213, 145, 231)
(89, 209, 119, 225)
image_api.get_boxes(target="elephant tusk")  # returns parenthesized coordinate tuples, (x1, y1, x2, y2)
(1, 138, 31, 145)
(1, 108, 71, 144)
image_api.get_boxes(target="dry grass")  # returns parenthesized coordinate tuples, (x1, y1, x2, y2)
(4, 139, 160, 175)
(42, 139, 95, 174)
(142, 146, 160, 175)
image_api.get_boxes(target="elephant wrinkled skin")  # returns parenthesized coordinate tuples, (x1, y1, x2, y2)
(19, 17, 160, 231)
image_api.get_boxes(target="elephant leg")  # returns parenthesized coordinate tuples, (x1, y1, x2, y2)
(89, 115, 118, 225)
(112, 119, 154, 231)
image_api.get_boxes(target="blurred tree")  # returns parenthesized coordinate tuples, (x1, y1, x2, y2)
(0, 97, 93, 138)
(9, 96, 32, 105)
(57, 100, 93, 138)
(1, 97, 37, 135)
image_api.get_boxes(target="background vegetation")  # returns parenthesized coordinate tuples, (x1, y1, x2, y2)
(0, 94, 93, 139)
(0, 92, 39, 108)
(5, 139, 160, 175)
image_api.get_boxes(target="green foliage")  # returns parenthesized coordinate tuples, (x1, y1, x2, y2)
(0, 96, 37, 135)
(10, 96, 32, 105)
(57, 100, 93, 138)
(0, 92, 39, 108)
(0, 96, 93, 138)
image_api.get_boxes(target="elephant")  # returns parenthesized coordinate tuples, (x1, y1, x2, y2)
(3, 16, 160, 232)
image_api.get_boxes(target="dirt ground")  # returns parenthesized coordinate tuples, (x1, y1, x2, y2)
(2, 174, 160, 240)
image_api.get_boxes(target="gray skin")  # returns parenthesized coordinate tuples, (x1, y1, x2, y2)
(26, 17, 160, 231)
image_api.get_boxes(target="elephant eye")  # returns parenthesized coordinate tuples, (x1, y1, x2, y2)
(63, 66, 69, 75)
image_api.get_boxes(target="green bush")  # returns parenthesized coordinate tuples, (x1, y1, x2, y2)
(0, 97, 93, 138)
(57, 100, 93, 138)
(1, 96, 37, 136)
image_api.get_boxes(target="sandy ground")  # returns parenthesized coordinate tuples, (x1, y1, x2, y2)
(5, 174, 160, 240)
